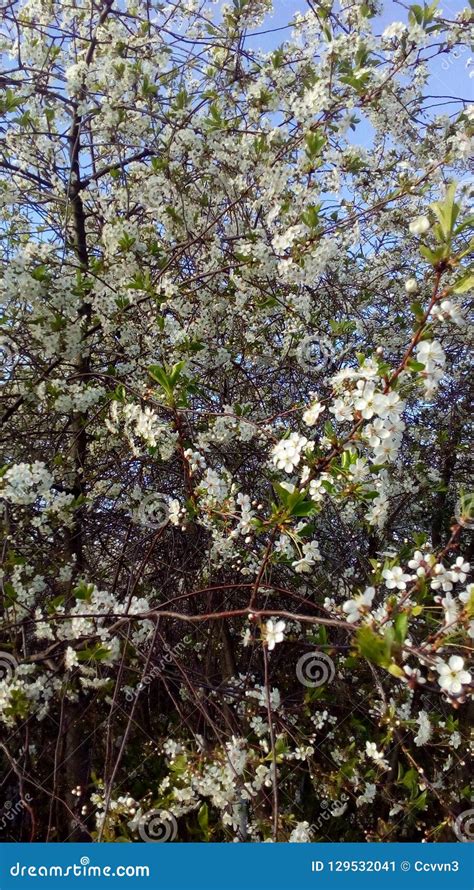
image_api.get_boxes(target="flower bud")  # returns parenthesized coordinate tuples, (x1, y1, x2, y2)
(405, 277, 418, 293)
(409, 216, 430, 236)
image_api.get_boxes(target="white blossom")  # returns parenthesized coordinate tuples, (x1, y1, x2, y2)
(382, 566, 412, 590)
(264, 620, 286, 651)
(436, 656, 471, 696)
(342, 587, 375, 623)
(272, 433, 313, 473)
(409, 216, 430, 235)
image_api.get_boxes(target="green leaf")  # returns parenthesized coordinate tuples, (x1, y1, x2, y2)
(458, 490, 474, 533)
(356, 626, 391, 668)
(406, 358, 426, 372)
(302, 204, 321, 230)
(30, 264, 48, 282)
(410, 300, 425, 322)
(264, 736, 289, 762)
(409, 4, 424, 25)
(168, 361, 186, 386)
(305, 131, 326, 161)
(173, 89, 188, 111)
(291, 500, 316, 517)
(169, 754, 187, 775)
(273, 482, 293, 508)
(127, 269, 153, 292)
(148, 364, 172, 392)
(73, 581, 94, 602)
(419, 244, 445, 266)
(394, 612, 409, 645)
(430, 182, 460, 242)
(198, 803, 209, 839)
(412, 790, 428, 811)
(321, 479, 335, 494)
(0, 88, 24, 114)
(399, 766, 419, 797)
(453, 271, 473, 293)
(3, 582, 17, 606)
(77, 643, 113, 663)
(47, 594, 66, 612)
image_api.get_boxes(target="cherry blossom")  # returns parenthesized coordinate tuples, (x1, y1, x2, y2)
(0, 0, 471, 845)
(264, 620, 286, 652)
(272, 433, 313, 473)
(450, 557, 470, 585)
(342, 588, 376, 623)
(409, 216, 430, 236)
(436, 657, 472, 697)
(382, 567, 413, 591)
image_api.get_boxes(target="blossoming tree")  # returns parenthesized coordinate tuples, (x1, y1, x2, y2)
(0, 0, 472, 843)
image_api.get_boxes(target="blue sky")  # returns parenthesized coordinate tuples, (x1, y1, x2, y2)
(244, 0, 472, 104)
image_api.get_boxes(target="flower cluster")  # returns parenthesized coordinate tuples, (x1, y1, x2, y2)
(0, 0, 471, 844)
